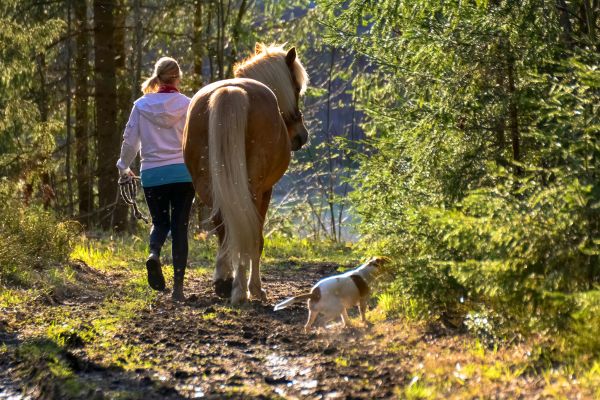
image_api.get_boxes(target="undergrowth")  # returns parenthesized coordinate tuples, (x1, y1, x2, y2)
(2, 230, 599, 398)
(0, 197, 79, 289)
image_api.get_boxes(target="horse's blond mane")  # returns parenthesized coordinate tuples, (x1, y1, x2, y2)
(234, 44, 308, 118)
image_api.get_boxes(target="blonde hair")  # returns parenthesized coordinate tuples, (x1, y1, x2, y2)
(141, 57, 181, 94)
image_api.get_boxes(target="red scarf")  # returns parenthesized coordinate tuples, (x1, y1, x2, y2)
(158, 84, 179, 93)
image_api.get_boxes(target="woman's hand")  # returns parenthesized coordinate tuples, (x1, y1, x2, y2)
(118, 168, 136, 184)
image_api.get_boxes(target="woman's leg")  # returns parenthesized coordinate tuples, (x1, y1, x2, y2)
(168, 182, 196, 300)
(143, 185, 171, 255)
(143, 185, 171, 290)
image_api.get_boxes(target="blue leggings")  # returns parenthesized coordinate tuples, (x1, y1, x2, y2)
(143, 182, 195, 271)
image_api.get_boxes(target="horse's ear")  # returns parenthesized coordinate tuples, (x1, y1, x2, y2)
(285, 47, 297, 66)
(255, 43, 266, 54)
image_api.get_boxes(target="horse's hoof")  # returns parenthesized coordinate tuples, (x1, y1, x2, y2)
(214, 278, 233, 298)
(251, 288, 268, 302)
(230, 286, 248, 305)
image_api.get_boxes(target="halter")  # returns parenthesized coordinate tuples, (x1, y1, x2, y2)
(118, 175, 149, 224)
(283, 108, 303, 126)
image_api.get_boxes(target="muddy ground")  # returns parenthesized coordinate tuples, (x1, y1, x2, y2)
(1, 262, 413, 399)
(0, 261, 594, 399)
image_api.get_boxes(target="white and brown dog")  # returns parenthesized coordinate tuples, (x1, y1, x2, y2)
(274, 257, 390, 332)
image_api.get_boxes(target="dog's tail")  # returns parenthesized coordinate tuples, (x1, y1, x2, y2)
(274, 293, 313, 311)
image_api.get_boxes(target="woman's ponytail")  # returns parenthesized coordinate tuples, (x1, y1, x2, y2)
(141, 75, 161, 94)
(141, 57, 182, 94)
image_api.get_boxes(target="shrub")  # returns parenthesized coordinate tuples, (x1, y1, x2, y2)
(0, 183, 79, 287)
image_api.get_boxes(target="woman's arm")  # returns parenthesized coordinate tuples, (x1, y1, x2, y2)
(116, 106, 141, 175)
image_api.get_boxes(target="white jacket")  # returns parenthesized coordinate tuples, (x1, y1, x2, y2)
(116, 92, 191, 174)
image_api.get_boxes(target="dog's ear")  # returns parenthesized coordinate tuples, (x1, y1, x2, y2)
(369, 256, 391, 268)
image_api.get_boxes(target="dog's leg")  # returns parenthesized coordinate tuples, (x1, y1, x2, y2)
(341, 309, 350, 328)
(304, 299, 319, 333)
(359, 299, 370, 326)
(304, 307, 318, 333)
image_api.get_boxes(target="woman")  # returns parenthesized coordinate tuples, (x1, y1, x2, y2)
(116, 57, 194, 301)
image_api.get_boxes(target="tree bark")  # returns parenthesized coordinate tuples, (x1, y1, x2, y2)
(325, 47, 337, 241)
(74, 0, 92, 225)
(65, 0, 74, 215)
(193, 0, 205, 88)
(94, 0, 127, 230)
(506, 43, 521, 175)
(133, 0, 143, 97)
(207, 1, 215, 82)
(555, 0, 574, 48)
(226, 0, 250, 77)
(115, 0, 132, 231)
(216, 0, 225, 80)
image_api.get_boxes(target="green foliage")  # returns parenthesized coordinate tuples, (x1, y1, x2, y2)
(320, 0, 600, 343)
(263, 232, 354, 264)
(0, 1, 64, 180)
(568, 289, 600, 358)
(0, 183, 79, 287)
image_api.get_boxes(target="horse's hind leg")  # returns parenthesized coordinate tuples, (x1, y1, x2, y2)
(231, 261, 249, 305)
(248, 245, 266, 301)
(213, 213, 233, 298)
(249, 189, 271, 301)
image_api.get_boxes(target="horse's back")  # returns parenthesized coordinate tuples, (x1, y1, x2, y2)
(190, 78, 279, 116)
(183, 78, 290, 203)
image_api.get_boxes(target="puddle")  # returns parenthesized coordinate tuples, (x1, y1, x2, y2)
(264, 352, 318, 394)
(0, 378, 30, 400)
(192, 386, 205, 398)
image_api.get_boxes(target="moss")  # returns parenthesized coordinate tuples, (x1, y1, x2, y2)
(15, 340, 93, 398)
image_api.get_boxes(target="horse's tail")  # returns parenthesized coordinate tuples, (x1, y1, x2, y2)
(208, 86, 260, 269)
(274, 293, 314, 311)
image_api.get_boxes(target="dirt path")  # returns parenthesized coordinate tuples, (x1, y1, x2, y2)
(1, 260, 596, 399)
(121, 263, 404, 399)
(1, 262, 408, 399)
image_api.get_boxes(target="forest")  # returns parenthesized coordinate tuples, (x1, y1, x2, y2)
(0, 0, 599, 398)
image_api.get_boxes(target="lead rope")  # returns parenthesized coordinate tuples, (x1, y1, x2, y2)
(118, 175, 149, 224)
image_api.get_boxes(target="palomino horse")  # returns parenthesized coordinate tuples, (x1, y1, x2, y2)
(183, 44, 309, 304)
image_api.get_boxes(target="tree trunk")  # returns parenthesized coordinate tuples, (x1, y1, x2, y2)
(36, 49, 56, 211)
(325, 47, 337, 241)
(74, 0, 92, 225)
(193, 0, 205, 88)
(94, 0, 127, 230)
(115, 0, 132, 231)
(65, 1, 74, 215)
(226, 0, 250, 77)
(506, 45, 521, 175)
(207, 1, 215, 82)
(133, 0, 143, 97)
(216, 0, 225, 80)
(555, 0, 574, 48)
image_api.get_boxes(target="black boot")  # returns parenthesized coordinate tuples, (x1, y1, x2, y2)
(172, 266, 185, 302)
(146, 252, 166, 291)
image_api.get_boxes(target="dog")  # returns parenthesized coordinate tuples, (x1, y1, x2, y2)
(274, 256, 390, 332)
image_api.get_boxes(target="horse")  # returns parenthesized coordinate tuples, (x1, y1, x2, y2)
(183, 43, 309, 304)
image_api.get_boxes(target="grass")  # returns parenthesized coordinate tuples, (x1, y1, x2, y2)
(263, 233, 356, 265)
(1, 234, 181, 398)
(334, 356, 349, 367)
(14, 339, 95, 398)
(3, 232, 600, 399)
